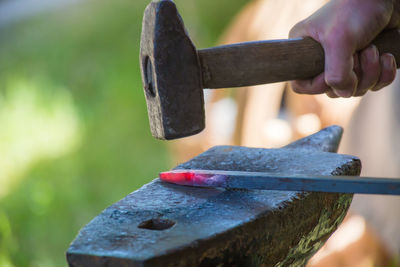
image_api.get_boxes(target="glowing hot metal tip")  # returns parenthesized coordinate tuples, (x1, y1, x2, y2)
(159, 170, 227, 187)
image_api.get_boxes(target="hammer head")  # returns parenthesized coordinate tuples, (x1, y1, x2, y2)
(140, 0, 204, 140)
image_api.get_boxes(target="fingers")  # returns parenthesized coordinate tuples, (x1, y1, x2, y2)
(328, 50, 396, 97)
(288, 0, 398, 98)
(290, 18, 396, 98)
(291, 50, 397, 98)
(291, 73, 330, 95)
(354, 51, 396, 96)
(372, 53, 397, 91)
(289, 20, 309, 39)
(323, 35, 358, 97)
(354, 45, 380, 96)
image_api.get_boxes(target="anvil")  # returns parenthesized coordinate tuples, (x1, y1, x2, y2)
(67, 126, 361, 266)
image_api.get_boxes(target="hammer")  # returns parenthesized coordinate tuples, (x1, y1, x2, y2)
(140, 0, 400, 140)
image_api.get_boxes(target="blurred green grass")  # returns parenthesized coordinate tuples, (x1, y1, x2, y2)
(0, 0, 247, 266)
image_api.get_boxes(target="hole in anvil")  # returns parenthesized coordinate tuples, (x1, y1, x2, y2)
(138, 218, 175, 230)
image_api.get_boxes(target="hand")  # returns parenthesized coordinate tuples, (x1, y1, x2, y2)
(289, 0, 400, 98)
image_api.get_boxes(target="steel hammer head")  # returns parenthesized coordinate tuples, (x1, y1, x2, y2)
(140, 0, 204, 140)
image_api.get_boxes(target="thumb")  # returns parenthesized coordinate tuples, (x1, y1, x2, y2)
(289, 20, 308, 39)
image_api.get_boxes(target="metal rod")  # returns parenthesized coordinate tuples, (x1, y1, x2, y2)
(160, 169, 400, 195)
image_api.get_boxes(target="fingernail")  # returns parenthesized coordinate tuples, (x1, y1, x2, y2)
(383, 53, 396, 70)
(369, 45, 378, 63)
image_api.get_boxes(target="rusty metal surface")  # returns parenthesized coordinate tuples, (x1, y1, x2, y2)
(140, 0, 204, 140)
(284, 124, 343, 153)
(67, 126, 361, 266)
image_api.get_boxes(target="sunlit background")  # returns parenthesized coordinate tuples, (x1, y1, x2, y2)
(0, 0, 248, 266)
(2, 0, 400, 266)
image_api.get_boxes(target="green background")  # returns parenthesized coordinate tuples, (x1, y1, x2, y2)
(0, 0, 247, 266)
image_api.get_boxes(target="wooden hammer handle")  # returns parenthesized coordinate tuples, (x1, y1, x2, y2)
(198, 29, 400, 89)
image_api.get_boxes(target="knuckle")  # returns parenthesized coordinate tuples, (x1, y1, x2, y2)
(373, 2, 392, 25)
(325, 91, 338, 98)
(326, 69, 357, 92)
(325, 73, 347, 88)
(371, 84, 386, 91)
(289, 23, 301, 38)
(354, 88, 368, 97)
(291, 82, 306, 94)
(384, 70, 396, 84)
(289, 20, 309, 38)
